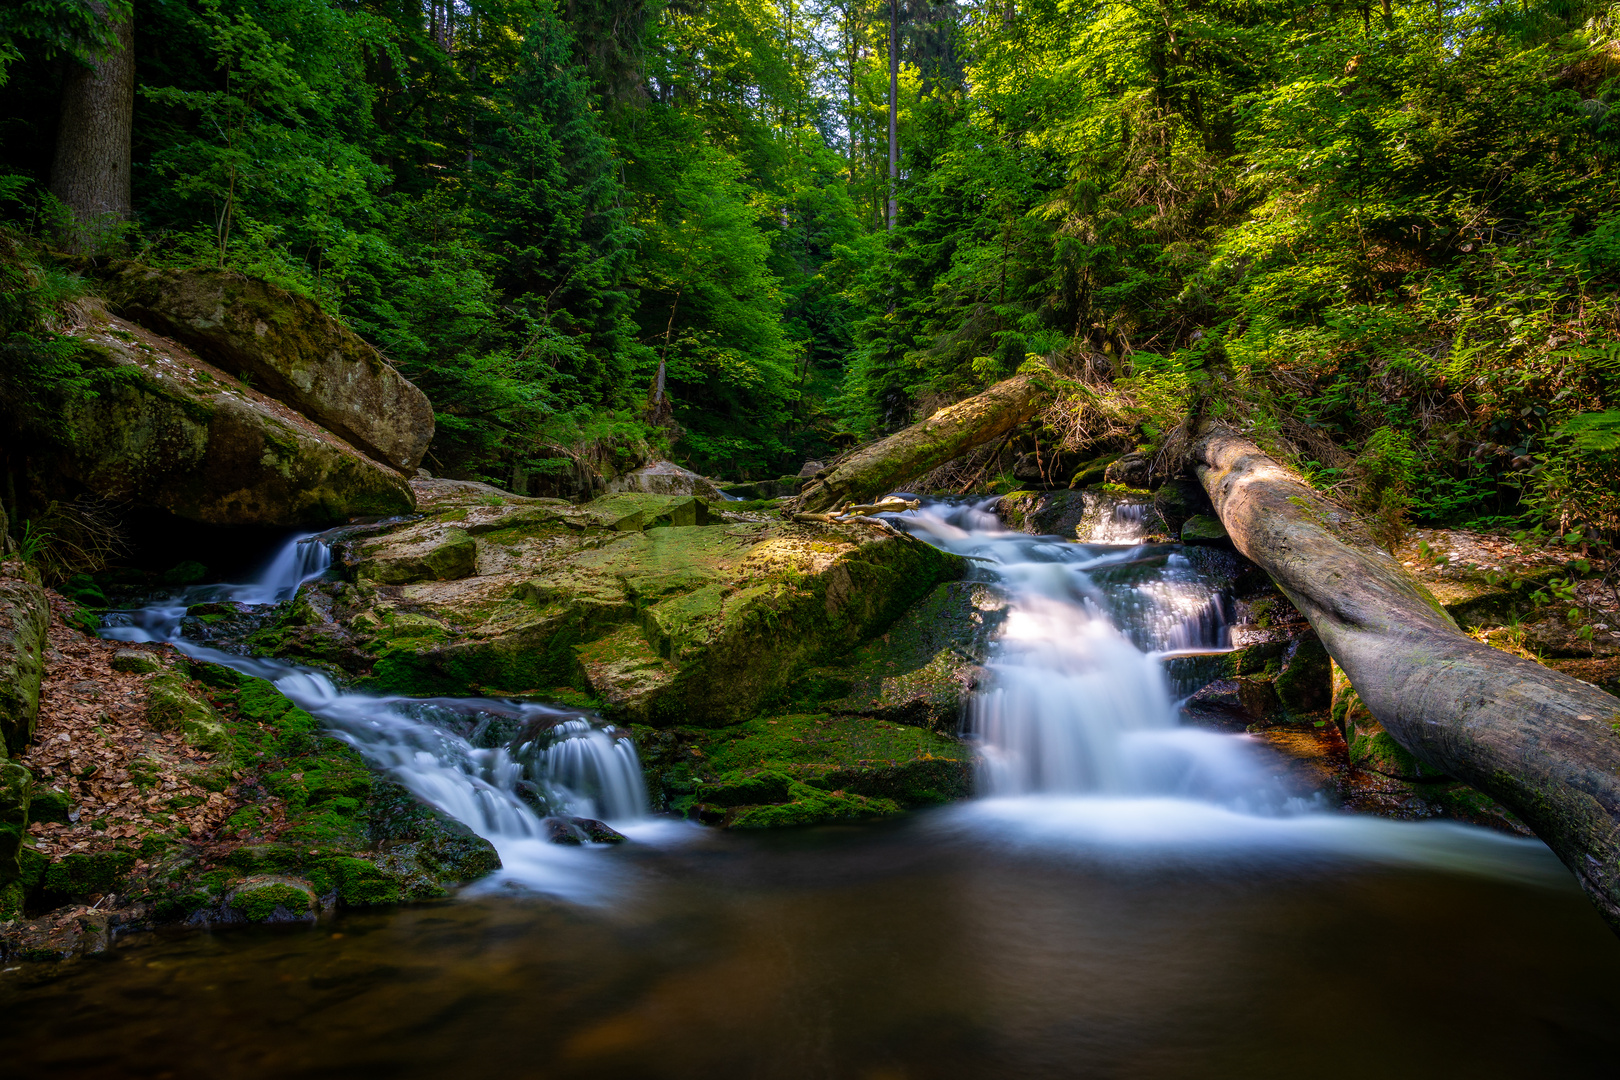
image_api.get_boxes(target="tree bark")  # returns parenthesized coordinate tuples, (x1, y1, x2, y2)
(798, 373, 1051, 512)
(1191, 424, 1620, 931)
(50, 3, 134, 255)
(886, 0, 899, 232)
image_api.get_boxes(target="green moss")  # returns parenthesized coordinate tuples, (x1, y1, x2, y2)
(232, 882, 313, 921)
(726, 785, 901, 828)
(146, 672, 233, 754)
(43, 850, 135, 896)
(153, 891, 212, 921)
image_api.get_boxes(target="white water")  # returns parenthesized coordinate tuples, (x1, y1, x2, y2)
(101, 535, 649, 894)
(97, 508, 1560, 904)
(892, 499, 1266, 803)
(882, 497, 1563, 881)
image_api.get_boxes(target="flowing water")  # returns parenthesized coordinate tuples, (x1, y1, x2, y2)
(99, 533, 648, 890)
(5, 505, 1620, 1077)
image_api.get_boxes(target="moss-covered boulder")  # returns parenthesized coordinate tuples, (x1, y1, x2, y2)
(38, 308, 414, 526)
(97, 262, 435, 472)
(1180, 514, 1230, 545)
(144, 671, 233, 755)
(0, 559, 49, 754)
(637, 713, 974, 825)
(354, 526, 478, 584)
(783, 581, 1008, 731)
(996, 490, 1091, 537)
(290, 493, 965, 726)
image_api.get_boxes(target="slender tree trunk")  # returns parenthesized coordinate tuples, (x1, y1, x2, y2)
(1190, 424, 1620, 934)
(887, 0, 899, 232)
(50, 3, 134, 255)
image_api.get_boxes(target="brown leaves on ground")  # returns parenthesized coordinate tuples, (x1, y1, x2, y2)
(21, 595, 240, 861)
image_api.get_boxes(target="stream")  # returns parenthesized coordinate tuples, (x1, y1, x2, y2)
(3, 500, 1619, 1076)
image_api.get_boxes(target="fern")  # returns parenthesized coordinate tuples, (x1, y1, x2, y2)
(1557, 412, 1620, 452)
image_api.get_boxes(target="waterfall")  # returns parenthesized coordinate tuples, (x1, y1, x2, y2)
(893, 499, 1279, 809)
(228, 533, 332, 605)
(101, 534, 650, 884)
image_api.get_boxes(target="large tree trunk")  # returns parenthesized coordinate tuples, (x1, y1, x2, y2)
(1191, 424, 1620, 931)
(886, 0, 898, 232)
(798, 373, 1049, 512)
(50, 4, 134, 255)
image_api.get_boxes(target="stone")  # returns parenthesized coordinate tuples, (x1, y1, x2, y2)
(996, 490, 1091, 537)
(110, 648, 164, 674)
(1068, 452, 1122, 489)
(540, 816, 627, 844)
(0, 759, 31, 882)
(145, 672, 234, 755)
(1103, 451, 1153, 489)
(0, 561, 49, 755)
(790, 581, 1008, 731)
(353, 527, 478, 585)
(98, 262, 435, 472)
(1153, 478, 1213, 536)
(227, 876, 317, 922)
(40, 309, 415, 527)
(606, 460, 724, 499)
(1180, 514, 1230, 544)
(288, 494, 968, 728)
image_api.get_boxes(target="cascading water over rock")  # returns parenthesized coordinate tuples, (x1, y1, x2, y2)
(100, 534, 650, 886)
(889, 498, 1290, 811)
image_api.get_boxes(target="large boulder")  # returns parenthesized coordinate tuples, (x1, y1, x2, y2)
(0, 559, 49, 755)
(266, 493, 967, 727)
(36, 308, 415, 526)
(97, 263, 435, 472)
(606, 460, 724, 500)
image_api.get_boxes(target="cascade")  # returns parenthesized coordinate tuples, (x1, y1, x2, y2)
(893, 498, 1285, 809)
(100, 535, 649, 883)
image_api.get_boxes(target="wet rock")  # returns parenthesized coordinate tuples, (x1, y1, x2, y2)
(637, 714, 972, 824)
(313, 493, 965, 727)
(1075, 489, 1164, 543)
(353, 526, 478, 585)
(144, 672, 233, 755)
(790, 581, 1007, 731)
(996, 490, 1090, 537)
(607, 460, 724, 500)
(110, 648, 163, 674)
(1067, 451, 1122, 489)
(540, 815, 628, 844)
(0, 560, 49, 754)
(1152, 478, 1213, 536)
(98, 262, 435, 472)
(42, 309, 415, 527)
(720, 477, 801, 500)
(226, 876, 317, 922)
(1103, 451, 1154, 489)
(1180, 514, 1229, 545)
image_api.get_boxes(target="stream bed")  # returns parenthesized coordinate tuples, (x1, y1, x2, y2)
(3, 499, 1620, 1076)
(2, 811, 1618, 1078)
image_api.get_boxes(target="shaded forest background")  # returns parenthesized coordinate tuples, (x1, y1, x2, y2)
(4, 0, 1620, 536)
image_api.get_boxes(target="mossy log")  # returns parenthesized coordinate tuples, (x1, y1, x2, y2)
(797, 374, 1051, 512)
(1191, 424, 1620, 930)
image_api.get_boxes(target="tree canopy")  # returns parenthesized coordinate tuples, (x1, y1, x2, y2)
(1, 0, 1616, 530)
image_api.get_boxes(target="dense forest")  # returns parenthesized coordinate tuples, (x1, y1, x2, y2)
(3, 0, 1619, 535)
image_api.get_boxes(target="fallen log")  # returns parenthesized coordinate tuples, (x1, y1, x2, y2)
(1191, 424, 1620, 930)
(797, 374, 1051, 513)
